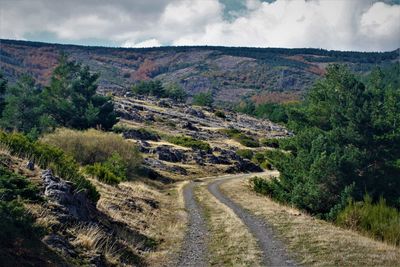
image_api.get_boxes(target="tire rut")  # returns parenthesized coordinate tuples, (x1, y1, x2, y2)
(208, 177, 297, 267)
(176, 182, 208, 267)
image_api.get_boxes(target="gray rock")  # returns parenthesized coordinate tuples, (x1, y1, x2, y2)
(156, 146, 185, 163)
(181, 121, 199, 131)
(42, 169, 93, 221)
(122, 128, 160, 141)
(185, 108, 205, 119)
(225, 159, 263, 173)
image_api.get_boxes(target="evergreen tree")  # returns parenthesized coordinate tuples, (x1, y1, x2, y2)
(193, 91, 213, 107)
(264, 64, 400, 217)
(1, 75, 54, 137)
(42, 54, 117, 130)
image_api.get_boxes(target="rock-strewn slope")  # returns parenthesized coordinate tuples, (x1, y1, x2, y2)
(113, 96, 287, 179)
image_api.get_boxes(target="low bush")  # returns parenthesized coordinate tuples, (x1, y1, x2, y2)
(85, 153, 128, 185)
(236, 149, 253, 160)
(41, 128, 142, 179)
(250, 176, 289, 203)
(252, 152, 265, 164)
(221, 128, 260, 148)
(165, 135, 210, 151)
(111, 124, 131, 133)
(214, 110, 226, 119)
(0, 167, 40, 201)
(0, 167, 43, 243)
(260, 138, 280, 148)
(336, 195, 400, 246)
(85, 164, 122, 185)
(0, 130, 99, 202)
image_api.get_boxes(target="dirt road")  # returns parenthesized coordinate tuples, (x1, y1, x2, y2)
(177, 174, 296, 266)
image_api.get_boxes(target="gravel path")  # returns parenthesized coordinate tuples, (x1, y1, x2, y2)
(177, 182, 208, 267)
(208, 177, 297, 267)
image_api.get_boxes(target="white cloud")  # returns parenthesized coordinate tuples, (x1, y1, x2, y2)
(0, 0, 399, 51)
(122, 38, 162, 48)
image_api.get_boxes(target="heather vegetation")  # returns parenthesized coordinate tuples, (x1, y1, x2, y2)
(251, 63, 400, 245)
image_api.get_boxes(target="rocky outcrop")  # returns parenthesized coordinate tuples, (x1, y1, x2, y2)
(225, 159, 263, 173)
(185, 108, 205, 119)
(42, 169, 94, 222)
(122, 128, 160, 141)
(155, 146, 186, 163)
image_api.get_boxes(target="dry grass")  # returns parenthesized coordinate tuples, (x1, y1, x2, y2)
(71, 224, 104, 250)
(40, 128, 141, 170)
(220, 176, 400, 266)
(195, 182, 262, 266)
(91, 177, 188, 266)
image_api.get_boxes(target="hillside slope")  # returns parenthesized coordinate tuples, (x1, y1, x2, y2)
(1, 39, 398, 103)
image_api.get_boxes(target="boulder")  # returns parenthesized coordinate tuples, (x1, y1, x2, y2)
(155, 146, 185, 163)
(181, 121, 198, 131)
(225, 159, 263, 173)
(122, 128, 160, 141)
(185, 108, 205, 119)
(42, 169, 93, 221)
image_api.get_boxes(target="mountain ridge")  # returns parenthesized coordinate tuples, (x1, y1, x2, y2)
(1, 38, 398, 104)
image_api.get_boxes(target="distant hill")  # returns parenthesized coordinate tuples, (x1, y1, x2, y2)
(0, 39, 398, 104)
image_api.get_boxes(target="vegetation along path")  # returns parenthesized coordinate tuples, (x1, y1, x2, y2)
(208, 175, 297, 266)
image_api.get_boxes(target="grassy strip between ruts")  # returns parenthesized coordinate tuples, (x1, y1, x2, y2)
(220, 176, 400, 266)
(194, 182, 262, 266)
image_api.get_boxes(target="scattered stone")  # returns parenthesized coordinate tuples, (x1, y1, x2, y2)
(181, 121, 198, 131)
(26, 160, 35, 171)
(43, 234, 77, 258)
(185, 108, 205, 119)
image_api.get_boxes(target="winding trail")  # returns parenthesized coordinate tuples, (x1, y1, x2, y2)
(177, 182, 208, 267)
(177, 174, 297, 266)
(208, 176, 297, 266)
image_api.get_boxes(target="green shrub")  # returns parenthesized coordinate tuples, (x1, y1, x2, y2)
(193, 92, 213, 107)
(165, 135, 210, 151)
(214, 110, 226, 119)
(0, 130, 99, 202)
(0, 167, 40, 201)
(0, 167, 44, 243)
(236, 149, 254, 160)
(336, 195, 400, 246)
(85, 152, 128, 185)
(41, 128, 142, 179)
(220, 128, 259, 148)
(0, 200, 40, 243)
(111, 124, 131, 133)
(260, 160, 273, 170)
(250, 176, 289, 203)
(260, 138, 280, 148)
(85, 163, 122, 185)
(252, 152, 265, 164)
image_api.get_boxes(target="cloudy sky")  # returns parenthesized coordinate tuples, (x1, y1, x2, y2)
(1, 0, 399, 51)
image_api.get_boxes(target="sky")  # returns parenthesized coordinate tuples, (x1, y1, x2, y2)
(0, 0, 399, 51)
